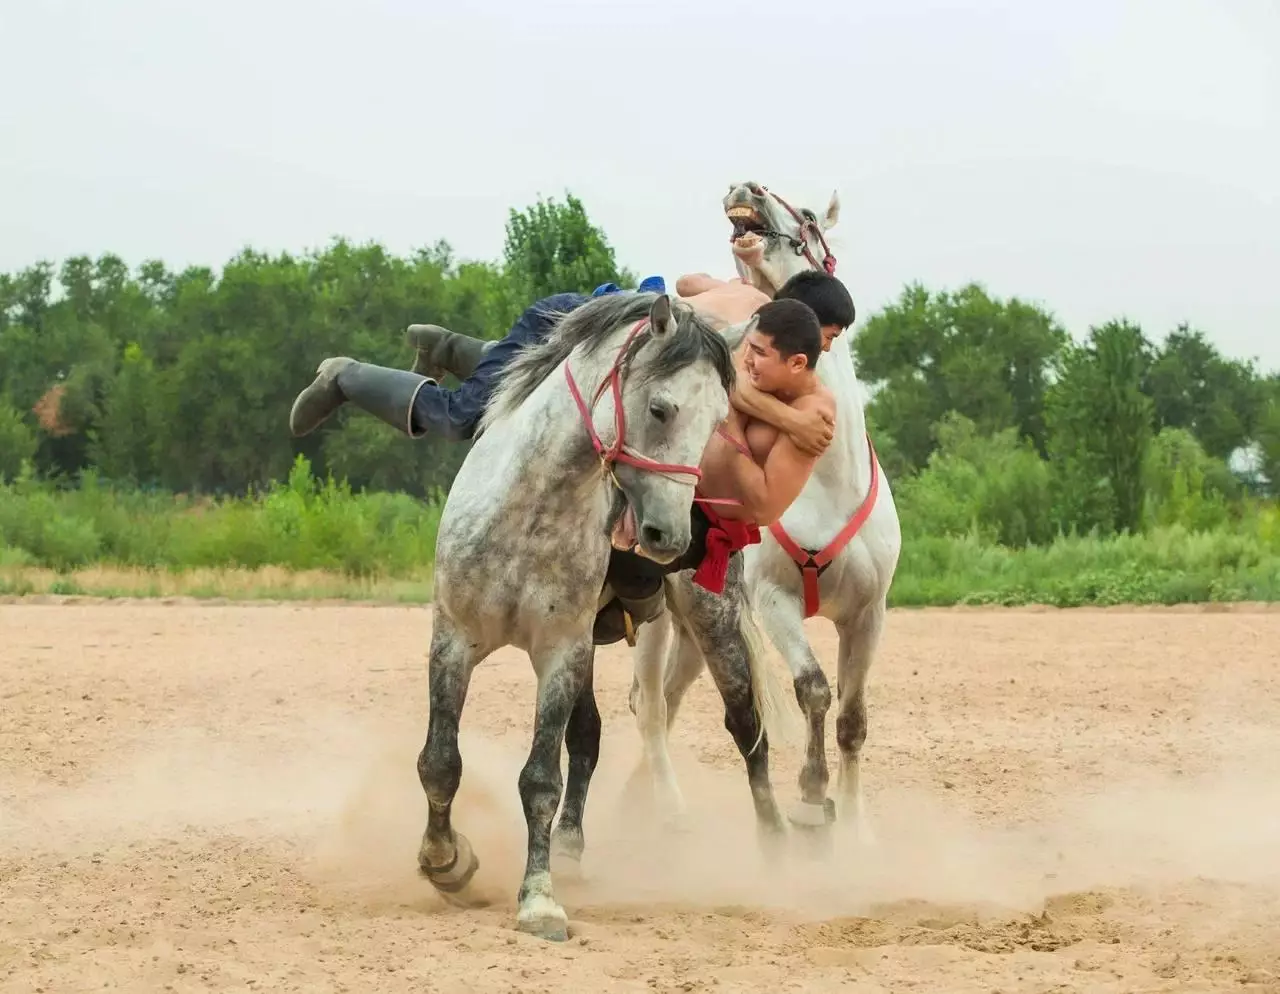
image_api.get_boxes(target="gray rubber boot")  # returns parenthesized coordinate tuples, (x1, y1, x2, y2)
(405, 324, 492, 380)
(289, 358, 435, 438)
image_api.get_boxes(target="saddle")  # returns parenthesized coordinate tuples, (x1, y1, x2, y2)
(593, 577, 664, 646)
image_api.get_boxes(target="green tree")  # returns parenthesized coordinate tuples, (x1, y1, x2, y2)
(1141, 426, 1235, 531)
(88, 342, 165, 486)
(1256, 376, 1280, 495)
(894, 412, 1053, 547)
(500, 193, 634, 321)
(1144, 324, 1266, 459)
(0, 396, 37, 481)
(1045, 320, 1155, 535)
(853, 282, 1067, 470)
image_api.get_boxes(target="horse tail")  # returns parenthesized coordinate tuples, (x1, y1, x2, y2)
(736, 589, 803, 755)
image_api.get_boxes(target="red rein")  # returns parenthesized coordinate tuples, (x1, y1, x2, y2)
(564, 317, 705, 483)
(740, 183, 838, 276)
(564, 316, 744, 513)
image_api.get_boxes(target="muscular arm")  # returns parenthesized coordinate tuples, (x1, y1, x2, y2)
(725, 393, 835, 525)
(729, 341, 835, 455)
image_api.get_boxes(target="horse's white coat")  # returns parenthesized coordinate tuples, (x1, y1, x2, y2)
(634, 181, 902, 846)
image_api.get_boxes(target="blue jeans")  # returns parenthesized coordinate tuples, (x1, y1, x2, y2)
(409, 292, 589, 441)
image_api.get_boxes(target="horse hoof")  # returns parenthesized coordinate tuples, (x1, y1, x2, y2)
(787, 800, 835, 857)
(787, 799, 836, 829)
(418, 831, 480, 902)
(551, 827, 584, 865)
(516, 896, 570, 942)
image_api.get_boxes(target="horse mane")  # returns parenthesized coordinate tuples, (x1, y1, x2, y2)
(479, 291, 735, 432)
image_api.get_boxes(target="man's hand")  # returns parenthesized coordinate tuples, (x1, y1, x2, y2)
(788, 406, 835, 457)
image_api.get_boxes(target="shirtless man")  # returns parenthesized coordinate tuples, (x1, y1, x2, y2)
(674, 268, 855, 458)
(594, 294, 835, 644)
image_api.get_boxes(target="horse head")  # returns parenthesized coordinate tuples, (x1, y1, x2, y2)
(723, 180, 840, 296)
(482, 290, 734, 565)
(600, 293, 733, 563)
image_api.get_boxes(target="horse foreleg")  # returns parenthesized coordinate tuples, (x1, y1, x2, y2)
(835, 601, 885, 847)
(515, 638, 593, 942)
(551, 660, 601, 865)
(754, 579, 835, 840)
(416, 613, 485, 903)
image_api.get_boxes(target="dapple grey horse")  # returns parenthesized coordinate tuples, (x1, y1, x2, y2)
(415, 291, 785, 942)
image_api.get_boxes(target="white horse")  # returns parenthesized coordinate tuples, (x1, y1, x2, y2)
(630, 180, 902, 848)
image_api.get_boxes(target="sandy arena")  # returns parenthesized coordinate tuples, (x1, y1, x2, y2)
(2, 601, 1279, 992)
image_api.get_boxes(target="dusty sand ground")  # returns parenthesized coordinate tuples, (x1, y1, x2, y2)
(2, 601, 1279, 993)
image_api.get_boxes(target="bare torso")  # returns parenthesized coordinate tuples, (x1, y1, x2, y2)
(681, 274, 832, 526)
(682, 279, 791, 522)
(679, 279, 770, 331)
(697, 408, 780, 522)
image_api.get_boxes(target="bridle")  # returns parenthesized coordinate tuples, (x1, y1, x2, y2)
(563, 315, 744, 512)
(564, 317, 706, 487)
(732, 182, 838, 276)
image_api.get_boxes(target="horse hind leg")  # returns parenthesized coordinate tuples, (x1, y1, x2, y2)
(515, 638, 594, 942)
(625, 577, 706, 727)
(835, 602, 885, 847)
(416, 614, 486, 903)
(659, 618, 707, 730)
(753, 580, 836, 847)
(627, 607, 690, 827)
(673, 570, 788, 854)
(551, 660, 601, 866)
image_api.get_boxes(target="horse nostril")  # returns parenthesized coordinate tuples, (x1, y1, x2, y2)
(641, 525, 668, 549)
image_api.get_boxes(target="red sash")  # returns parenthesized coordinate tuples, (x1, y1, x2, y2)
(691, 500, 761, 594)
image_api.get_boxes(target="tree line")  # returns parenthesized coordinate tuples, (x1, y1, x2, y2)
(2, 192, 1277, 548)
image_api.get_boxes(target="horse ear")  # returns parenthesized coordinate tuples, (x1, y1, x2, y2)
(823, 189, 840, 230)
(649, 293, 676, 336)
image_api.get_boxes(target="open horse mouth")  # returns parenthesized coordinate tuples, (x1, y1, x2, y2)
(726, 205, 768, 247)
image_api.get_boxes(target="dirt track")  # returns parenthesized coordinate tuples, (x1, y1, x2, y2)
(2, 602, 1279, 993)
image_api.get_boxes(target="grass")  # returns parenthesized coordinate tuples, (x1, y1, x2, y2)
(0, 563, 434, 603)
(891, 522, 1280, 607)
(3, 456, 1280, 609)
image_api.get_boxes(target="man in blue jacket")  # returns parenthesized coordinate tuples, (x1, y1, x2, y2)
(289, 276, 666, 440)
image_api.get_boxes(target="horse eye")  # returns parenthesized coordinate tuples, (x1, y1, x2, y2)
(649, 400, 675, 423)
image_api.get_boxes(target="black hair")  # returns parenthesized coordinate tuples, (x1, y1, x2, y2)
(774, 270, 856, 329)
(753, 298, 822, 369)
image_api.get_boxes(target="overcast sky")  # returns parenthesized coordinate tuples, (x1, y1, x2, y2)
(3, 0, 1277, 369)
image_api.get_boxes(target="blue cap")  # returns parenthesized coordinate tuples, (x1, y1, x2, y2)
(591, 275, 666, 297)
